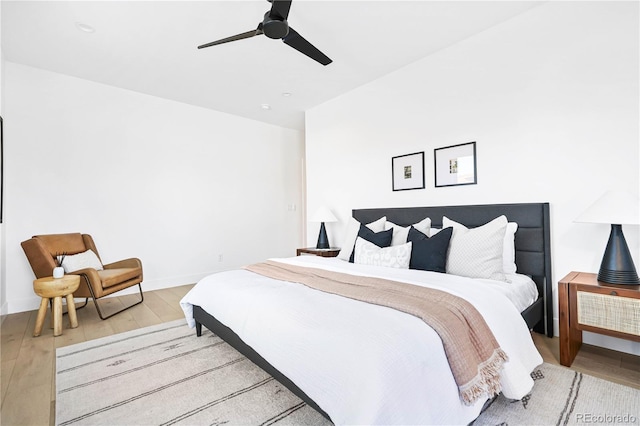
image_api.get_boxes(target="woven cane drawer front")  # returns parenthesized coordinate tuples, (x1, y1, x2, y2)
(576, 291, 640, 336)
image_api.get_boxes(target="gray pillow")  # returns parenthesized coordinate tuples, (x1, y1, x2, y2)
(407, 226, 452, 273)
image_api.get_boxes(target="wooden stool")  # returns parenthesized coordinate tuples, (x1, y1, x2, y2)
(33, 275, 80, 337)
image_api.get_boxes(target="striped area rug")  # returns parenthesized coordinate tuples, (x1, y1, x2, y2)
(56, 319, 639, 425)
(55, 320, 330, 426)
(475, 362, 639, 425)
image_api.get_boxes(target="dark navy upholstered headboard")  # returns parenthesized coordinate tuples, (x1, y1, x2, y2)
(353, 203, 552, 336)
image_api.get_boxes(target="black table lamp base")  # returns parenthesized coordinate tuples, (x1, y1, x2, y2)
(598, 224, 640, 285)
(316, 222, 330, 249)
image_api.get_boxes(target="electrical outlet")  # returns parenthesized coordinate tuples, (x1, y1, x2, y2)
(218, 254, 223, 262)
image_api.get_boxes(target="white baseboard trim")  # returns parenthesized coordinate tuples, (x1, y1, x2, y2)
(551, 317, 639, 356)
(8, 296, 49, 315)
(582, 332, 640, 356)
(5, 270, 220, 315)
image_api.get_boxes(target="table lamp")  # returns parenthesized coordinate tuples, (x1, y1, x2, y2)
(575, 190, 640, 285)
(310, 206, 337, 249)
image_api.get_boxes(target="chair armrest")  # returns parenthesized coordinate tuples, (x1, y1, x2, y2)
(68, 267, 103, 293)
(104, 258, 142, 270)
(69, 267, 101, 280)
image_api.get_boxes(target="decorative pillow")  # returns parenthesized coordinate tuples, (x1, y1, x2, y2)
(384, 217, 431, 246)
(354, 237, 411, 269)
(406, 226, 453, 273)
(435, 222, 518, 273)
(61, 249, 104, 273)
(349, 225, 394, 263)
(442, 215, 508, 282)
(337, 216, 386, 261)
(503, 222, 518, 274)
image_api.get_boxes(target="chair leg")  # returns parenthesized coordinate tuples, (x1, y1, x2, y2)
(92, 284, 144, 320)
(79, 274, 144, 320)
(72, 298, 90, 311)
(62, 297, 88, 315)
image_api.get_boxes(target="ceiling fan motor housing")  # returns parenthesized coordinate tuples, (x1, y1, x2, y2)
(262, 11, 289, 39)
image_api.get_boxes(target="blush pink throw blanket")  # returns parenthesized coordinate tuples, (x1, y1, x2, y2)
(244, 260, 508, 405)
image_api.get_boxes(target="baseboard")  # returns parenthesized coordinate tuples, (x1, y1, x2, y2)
(5, 297, 40, 315)
(5, 269, 222, 314)
(104, 271, 210, 296)
(552, 317, 639, 356)
(0, 301, 7, 325)
(583, 332, 640, 356)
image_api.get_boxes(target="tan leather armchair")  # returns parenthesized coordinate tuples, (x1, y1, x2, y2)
(21, 233, 144, 320)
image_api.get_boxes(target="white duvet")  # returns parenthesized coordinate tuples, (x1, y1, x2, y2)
(180, 256, 542, 425)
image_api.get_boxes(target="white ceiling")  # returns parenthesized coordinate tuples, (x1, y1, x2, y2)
(2, 1, 543, 131)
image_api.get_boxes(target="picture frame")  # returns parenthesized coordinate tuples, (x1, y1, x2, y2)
(434, 141, 477, 187)
(392, 151, 425, 191)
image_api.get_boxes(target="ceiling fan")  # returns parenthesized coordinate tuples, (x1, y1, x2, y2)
(197, 0, 332, 66)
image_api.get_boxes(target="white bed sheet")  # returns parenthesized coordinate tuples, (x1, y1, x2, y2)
(477, 273, 539, 313)
(180, 256, 542, 425)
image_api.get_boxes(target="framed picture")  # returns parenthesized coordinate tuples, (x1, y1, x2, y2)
(392, 151, 425, 191)
(434, 141, 477, 187)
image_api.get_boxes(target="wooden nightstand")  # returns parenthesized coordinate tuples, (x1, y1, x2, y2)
(296, 247, 341, 257)
(558, 271, 640, 367)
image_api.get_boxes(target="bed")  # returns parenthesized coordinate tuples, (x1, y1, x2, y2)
(180, 202, 552, 425)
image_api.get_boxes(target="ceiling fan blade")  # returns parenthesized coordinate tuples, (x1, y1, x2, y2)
(269, 0, 292, 21)
(197, 26, 263, 49)
(282, 27, 332, 66)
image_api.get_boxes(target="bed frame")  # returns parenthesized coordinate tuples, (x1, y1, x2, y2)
(193, 202, 552, 421)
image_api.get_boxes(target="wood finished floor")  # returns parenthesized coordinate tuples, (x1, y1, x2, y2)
(1, 285, 639, 426)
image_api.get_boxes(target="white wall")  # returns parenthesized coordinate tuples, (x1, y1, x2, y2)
(0, 1, 6, 318)
(4, 62, 304, 314)
(305, 2, 639, 355)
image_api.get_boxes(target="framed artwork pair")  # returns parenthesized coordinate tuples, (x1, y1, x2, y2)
(392, 142, 477, 191)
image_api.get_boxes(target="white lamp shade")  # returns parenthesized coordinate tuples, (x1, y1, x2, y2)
(310, 206, 337, 223)
(575, 190, 640, 225)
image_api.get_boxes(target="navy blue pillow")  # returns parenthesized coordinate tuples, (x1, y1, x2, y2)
(406, 226, 453, 273)
(349, 225, 393, 263)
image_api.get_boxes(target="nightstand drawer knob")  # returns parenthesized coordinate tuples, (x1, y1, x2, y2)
(610, 291, 618, 296)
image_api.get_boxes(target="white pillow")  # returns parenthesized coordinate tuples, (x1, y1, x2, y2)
(432, 222, 518, 274)
(384, 217, 431, 246)
(337, 216, 386, 261)
(429, 227, 442, 236)
(442, 215, 508, 282)
(61, 249, 104, 273)
(503, 222, 518, 274)
(354, 237, 411, 269)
